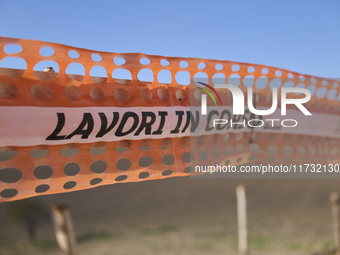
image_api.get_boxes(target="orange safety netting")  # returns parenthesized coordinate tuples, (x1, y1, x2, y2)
(0, 36, 339, 202)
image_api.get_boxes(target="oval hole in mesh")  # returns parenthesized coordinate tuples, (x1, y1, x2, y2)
(68, 50, 79, 59)
(30, 146, 49, 159)
(64, 163, 80, 176)
(225, 147, 232, 156)
(0, 147, 17, 161)
(4, 44, 23, 54)
(112, 69, 132, 84)
(114, 57, 126, 65)
(91, 54, 102, 62)
(283, 145, 292, 154)
(316, 87, 327, 99)
(66, 63, 85, 81)
(243, 75, 255, 87)
(236, 133, 244, 141)
(162, 154, 175, 166)
(140, 57, 150, 65)
(176, 89, 187, 101)
(249, 144, 260, 154)
(139, 172, 149, 179)
(215, 64, 223, 70)
(283, 157, 290, 162)
(90, 87, 105, 101)
(236, 145, 244, 154)
(116, 159, 131, 171)
(0, 57, 27, 77)
(212, 73, 226, 85)
(262, 68, 269, 74)
(90, 160, 107, 173)
(256, 77, 268, 89)
(197, 135, 206, 146)
(198, 63, 206, 69)
(40, 47, 54, 57)
(248, 66, 255, 73)
(275, 70, 282, 77)
(0, 168, 22, 183)
(179, 61, 189, 68)
(248, 155, 256, 161)
(0, 189, 18, 198)
(193, 72, 208, 85)
(160, 59, 169, 66)
(232, 64, 240, 71)
(139, 156, 153, 167)
(175, 71, 190, 85)
(90, 66, 107, 83)
(114, 88, 130, 102)
(0, 82, 18, 98)
(199, 150, 209, 161)
(180, 137, 189, 147)
(330, 147, 338, 156)
(61, 144, 79, 157)
(31, 84, 53, 100)
(158, 70, 172, 84)
(268, 157, 276, 163)
(268, 145, 278, 154)
(65, 85, 81, 101)
(90, 178, 102, 185)
(34, 165, 53, 179)
(224, 134, 231, 142)
(269, 78, 282, 89)
(181, 152, 193, 163)
(160, 138, 172, 149)
(33, 61, 59, 80)
(228, 74, 240, 86)
(162, 170, 173, 176)
(158, 87, 169, 100)
(309, 146, 316, 155)
(35, 184, 50, 193)
(90, 142, 106, 155)
(193, 89, 203, 101)
(140, 88, 152, 101)
(115, 175, 127, 181)
(139, 139, 152, 151)
(116, 140, 131, 153)
(63, 181, 76, 189)
(214, 149, 221, 158)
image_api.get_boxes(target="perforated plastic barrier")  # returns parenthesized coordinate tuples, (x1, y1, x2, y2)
(0, 36, 339, 202)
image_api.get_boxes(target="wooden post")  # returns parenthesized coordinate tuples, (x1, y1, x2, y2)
(236, 185, 248, 255)
(51, 205, 77, 255)
(331, 192, 340, 254)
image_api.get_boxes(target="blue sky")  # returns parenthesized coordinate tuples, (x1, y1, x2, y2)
(0, 0, 339, 78)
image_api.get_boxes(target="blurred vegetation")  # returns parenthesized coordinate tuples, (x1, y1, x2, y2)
(33, 239, 58, 249)
(140, 224, 178, 235)
(4, 199, 49, 243)
(77, 230, 122, 243)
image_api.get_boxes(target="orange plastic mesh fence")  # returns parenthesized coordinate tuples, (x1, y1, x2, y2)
(0, 36, 339, 202)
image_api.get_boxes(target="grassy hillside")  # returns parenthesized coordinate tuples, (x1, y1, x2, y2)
(0, 176, 339, 254)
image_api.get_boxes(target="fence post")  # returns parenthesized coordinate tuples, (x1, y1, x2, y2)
(51, 205, 77, 255)
(236, 185, 248, 255)
(331, 192, 340, 254)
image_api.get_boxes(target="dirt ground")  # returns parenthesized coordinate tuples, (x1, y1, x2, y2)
(0, 176, 339, 255)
